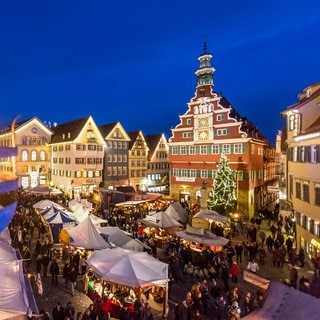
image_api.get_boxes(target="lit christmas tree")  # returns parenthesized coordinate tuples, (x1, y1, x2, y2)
(207, 153, 237, 214)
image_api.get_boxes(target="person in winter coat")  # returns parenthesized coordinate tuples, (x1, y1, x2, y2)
(289, 265, 298, 289)
(298, 248, 305, 267)
(230, 261, 240, 283)
(118, 305, 130, 320)
(214, 295, 227, 320)
(49, 258, 60, 286)
(52, 302, 65, 320)
(258, 246, 267, 265)
(234, 243, 243, 264)
(247, 259, 259, 273)
(68, 265, 78, 296)
(65, 302, 76, 320)
(36, 253, 43, 274)
(63, 262, 70, 288)
(41, 253, 50, 277)
(228, 301, 241, 320)
(143, 302, 153, 320)
(266, 235, 274, 252)
(221, 261, 230, 292)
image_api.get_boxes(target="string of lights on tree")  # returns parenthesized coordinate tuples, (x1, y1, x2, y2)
(207, 153, 237, 214)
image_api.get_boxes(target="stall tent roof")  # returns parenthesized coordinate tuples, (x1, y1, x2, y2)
(66, 216, 111, 250)
(97, 226, 150, 252)
(43, 207, 76, 224)
(86, 247, 168, 288)
(242, 281, 320, 320)
(165, 202, 188, 224)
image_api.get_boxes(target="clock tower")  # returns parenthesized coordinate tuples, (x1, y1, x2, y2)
(195, 39, 215, 97)
(168, 39, 273, 219)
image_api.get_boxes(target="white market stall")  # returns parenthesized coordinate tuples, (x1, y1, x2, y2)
(86, 247, 169, 318)
(33, 199, 64, 211)
(242, 281, 320, 320)
(0, 241, 37, 320)
(42, 206, 76, 243)
(97, 226, 150, 252)
(61, 216, 111, 250)
(165, 202, 188, 224)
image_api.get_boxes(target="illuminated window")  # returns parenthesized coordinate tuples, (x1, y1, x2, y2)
(40, 151, 46, 161)
(222, 144, 231, 154)
(212, 145, 219, 154)
(181, 146, 187, 154)
(22, 150, 28, 161)
(31, 151, 37, 161)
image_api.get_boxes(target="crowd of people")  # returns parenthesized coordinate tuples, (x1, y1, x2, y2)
(163, 211, 320, 319)
(7, 190, 160, 320)
(6, 189, 320, 320)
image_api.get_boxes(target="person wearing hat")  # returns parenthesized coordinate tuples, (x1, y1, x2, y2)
(228, 301, 241, 320)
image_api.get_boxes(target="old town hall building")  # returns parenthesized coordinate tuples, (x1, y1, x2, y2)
(168, 43, 276, 219)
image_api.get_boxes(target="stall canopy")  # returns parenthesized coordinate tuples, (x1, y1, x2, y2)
(63, 216, 111, 250)
(165, 202, 188, 224)
(86, 247, 169, 288)
(42, 207, 76, 243)
(68, 199, 82, 212)
(0, 241, 35, 320)
(0, 227, 11, 245)
(242, 281, 320, 320)
(115, 200, 147, 207)
(143, 211, 183, 229)
(193, 209, 228, 224)
(70, 204, 107, 226)
(29, 185, 63, 195)
(33, 199, 64, 210)
(176, 224, 229, 247)
(0, 202, 17, 234)
(41, 205, 70, 217)
(97, 226, 150, 252)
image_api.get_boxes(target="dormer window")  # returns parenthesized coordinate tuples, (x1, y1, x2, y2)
(87, 129, 96, 141)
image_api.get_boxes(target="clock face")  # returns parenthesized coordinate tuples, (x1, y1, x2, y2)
(198, 130, 209, 140)
(199, 117, 209, 128)
(31, 127, 38, 133)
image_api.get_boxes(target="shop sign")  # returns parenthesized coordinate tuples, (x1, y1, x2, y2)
(176, 177, 196, 182)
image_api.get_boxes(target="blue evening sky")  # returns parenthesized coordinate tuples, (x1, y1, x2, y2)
(0, 1, 319, 145)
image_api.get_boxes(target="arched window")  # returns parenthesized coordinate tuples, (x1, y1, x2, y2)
(22, 150, 28, 161)
(21, 136, 27, 145)
(40, 151, 46, 161)
(31, 150, 37, 161)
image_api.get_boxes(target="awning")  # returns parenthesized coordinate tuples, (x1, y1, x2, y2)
(115, 200, 147, 207)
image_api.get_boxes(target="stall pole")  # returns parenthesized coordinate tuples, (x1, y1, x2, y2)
(162, 283, 169, 318)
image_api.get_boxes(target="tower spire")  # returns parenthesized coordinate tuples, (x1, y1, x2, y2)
(194, 37, 215, 96)
(203, 35, 208, 54)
